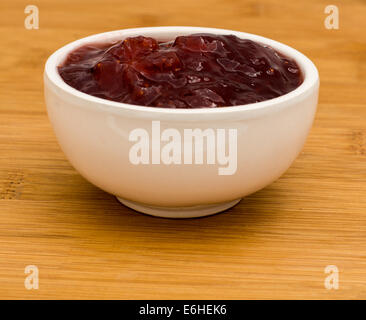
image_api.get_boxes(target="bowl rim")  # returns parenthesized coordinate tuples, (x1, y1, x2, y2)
(44, 26, 319, 115)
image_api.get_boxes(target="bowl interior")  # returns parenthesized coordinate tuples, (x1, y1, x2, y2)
(45, 26, 319, 115)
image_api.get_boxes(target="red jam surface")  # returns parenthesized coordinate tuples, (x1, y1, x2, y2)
(58, 34, 303, 108)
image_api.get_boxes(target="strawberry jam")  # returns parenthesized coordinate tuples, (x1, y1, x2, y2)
(58, 34, 303, 108)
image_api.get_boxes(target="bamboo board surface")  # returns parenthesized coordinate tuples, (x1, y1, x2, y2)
(0, 0, 365, 299)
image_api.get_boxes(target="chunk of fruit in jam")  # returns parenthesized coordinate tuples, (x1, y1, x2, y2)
(59, 34, 303, 108)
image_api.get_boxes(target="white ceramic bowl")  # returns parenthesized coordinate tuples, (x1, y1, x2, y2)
(44, 26, 319, 218)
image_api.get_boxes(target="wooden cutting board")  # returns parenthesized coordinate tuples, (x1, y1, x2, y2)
(0, 0, 365, 299)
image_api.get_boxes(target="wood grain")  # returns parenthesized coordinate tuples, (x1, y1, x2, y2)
(0, 0, 365, 299)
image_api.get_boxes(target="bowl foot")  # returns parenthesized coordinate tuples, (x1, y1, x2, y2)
(116, 197, 242, 218)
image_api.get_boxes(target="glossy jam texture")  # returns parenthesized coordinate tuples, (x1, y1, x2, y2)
(58, 34, 303, 108)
